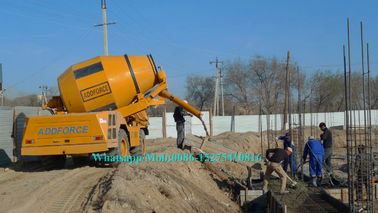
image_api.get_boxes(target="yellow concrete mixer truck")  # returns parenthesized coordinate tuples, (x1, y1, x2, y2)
(20, 54, 206, 166)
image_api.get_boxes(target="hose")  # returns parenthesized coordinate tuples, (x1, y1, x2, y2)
(199, 117, 209, 136)
(305, 144, 334, 186)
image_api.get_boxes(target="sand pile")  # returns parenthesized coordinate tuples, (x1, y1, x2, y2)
(82, 128, 373, 212)
(83, 138, 241, 213)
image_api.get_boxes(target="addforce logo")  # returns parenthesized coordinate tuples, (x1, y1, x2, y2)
(38, 126, 88, 135)
(80, 81, 111, 102)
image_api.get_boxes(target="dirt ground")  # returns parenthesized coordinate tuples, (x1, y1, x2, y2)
(0, 164, 112, 213)
(0, 136, 246, 213)
(83, 138, 241, 213)
(0, 128, 375, 212)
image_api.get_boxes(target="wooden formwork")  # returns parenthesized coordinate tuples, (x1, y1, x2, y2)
(325, 183, 378, 204)
(267, 191, 287, 213)
(320, 189, 349, 212)
(239, 190, 263, 206)
(324, 188, 349, 204)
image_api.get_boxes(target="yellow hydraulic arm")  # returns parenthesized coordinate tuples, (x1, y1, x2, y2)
(159, 90, 201, 118)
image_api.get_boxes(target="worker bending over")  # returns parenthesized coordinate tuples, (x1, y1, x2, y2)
(263, 147, 293, 194)
(303, 136, 324, 187)
(278, 133, 296, 175)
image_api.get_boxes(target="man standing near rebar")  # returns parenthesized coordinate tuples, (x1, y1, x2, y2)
(278, 133, 296, 176)
(319, 122, 333, 176)
(173, 100, 191, 149)
(303, 136, 324, 187)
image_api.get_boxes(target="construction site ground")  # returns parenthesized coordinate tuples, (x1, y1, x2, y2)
(0, 128, 376, 213)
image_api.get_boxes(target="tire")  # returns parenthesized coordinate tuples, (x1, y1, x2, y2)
(130, 129, 146, 156)
(116, 129, 130, 157)
(103, 129, 130, 167)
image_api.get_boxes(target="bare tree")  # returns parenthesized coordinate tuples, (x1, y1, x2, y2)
(309, 71, 362, 112)
(185, 54, 377, 115)
(185, 75, 214, 111)
(223, 58, 254, 114)
(249, 56, 287, 114)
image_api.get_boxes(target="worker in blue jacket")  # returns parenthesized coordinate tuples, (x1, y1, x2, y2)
(278, 133, 296, 175)
(303, 136, 324, 187)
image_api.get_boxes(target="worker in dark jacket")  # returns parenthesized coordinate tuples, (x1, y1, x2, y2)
(263, 147, 293, 194)
(319, 122, 333, 175)
(173, 101, 191, 149)
(303, 136, 324, 187)
(278, 133, 296, 175)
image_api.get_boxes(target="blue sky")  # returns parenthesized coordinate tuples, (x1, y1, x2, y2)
(0, 0, 377, 98)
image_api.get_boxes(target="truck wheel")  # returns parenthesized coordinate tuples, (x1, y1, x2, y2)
(130, 129, 146, 156)
(117, 129, 130, 157)
(105, 129, 129, 167)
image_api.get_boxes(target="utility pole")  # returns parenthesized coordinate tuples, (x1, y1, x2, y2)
(210, 57, 223, 116)
(39, 85, 48, 107)
(0, 89, 5, 106)
(282, 51, 290, 130)
(0, 63, 3, 106)
(94, 0, 116, 56)
(219, 66, 225, 116)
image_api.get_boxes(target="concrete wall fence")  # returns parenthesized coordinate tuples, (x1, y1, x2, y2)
(148, 110, 378, 139)
(0, 107, 377, 167)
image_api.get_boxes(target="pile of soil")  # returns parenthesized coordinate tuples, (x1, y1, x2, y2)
(83, 128, 364, 212)
(83, 138, 241, 213)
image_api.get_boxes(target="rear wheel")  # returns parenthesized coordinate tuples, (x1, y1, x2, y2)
(117, 129, 130, 157)
(130, 129, 146, 156)
(103, 129, 130, 167)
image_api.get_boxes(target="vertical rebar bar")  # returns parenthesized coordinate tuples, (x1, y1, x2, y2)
(267, 112, 271, 150)
(283, 51, 290, 131)
(275, 112, 278, 147)
(366, 42, 374, 211)
(288, 65, 294, 177)
(360, 22, 373, 211)
(310, 92, 313, 136)
(343, 44, 352, 212)
(360, 22, 367, 149)
(298, 66, 303, 180)
(346, 18, 354, 212)
(315, 110, 319, 139)
(259, 101, 264, 154)
(302, 93, 305, 181)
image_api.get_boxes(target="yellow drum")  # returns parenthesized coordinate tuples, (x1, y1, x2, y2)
(58, 55, 159, 113)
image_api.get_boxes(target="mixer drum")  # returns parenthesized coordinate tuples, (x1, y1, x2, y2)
(58, 55, 158, 113)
